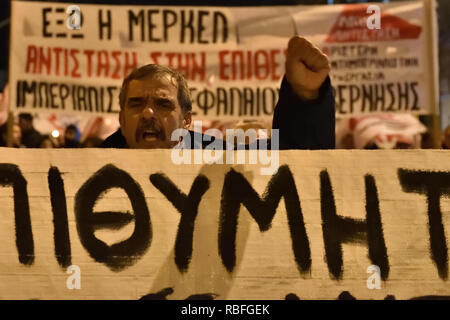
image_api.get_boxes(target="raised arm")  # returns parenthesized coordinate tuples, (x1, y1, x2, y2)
(272, 36, 335, 150)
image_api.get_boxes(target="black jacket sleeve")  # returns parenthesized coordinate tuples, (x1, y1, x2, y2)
(272, 76, 335, 150)
(100, 129, 127, 148)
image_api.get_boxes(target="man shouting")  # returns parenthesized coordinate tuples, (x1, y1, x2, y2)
(101, 36, 335, 149)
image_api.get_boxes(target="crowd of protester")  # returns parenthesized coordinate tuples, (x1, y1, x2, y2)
(0, 112, 450, 150)
(0, 113, 104, 148)
(336, 128, 450, 150)
(335, 114, 450, 150)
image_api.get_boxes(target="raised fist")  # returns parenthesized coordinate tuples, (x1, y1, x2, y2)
(285, 36, 330, 100)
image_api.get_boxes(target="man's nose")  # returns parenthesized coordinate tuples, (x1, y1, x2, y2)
(141, 103, 155, 119)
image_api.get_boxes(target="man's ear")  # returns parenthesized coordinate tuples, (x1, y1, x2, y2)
(183, 111, 192, 129)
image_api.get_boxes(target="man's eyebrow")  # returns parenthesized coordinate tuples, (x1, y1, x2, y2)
(155, 97, 175, 103)
(127, 97, 145, 103)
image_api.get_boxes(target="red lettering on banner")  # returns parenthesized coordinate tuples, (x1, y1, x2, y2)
(218, 49, 284, 81)
(53, 48, 62, 76)
(70, 49, 81, 78)
(254, 50, 269, 80)
(25, 45, 37, 73)
(326, 4, 422, 43)
(38, 47, 52, 75)
(246, 51, 252, 80)
(24, 46, 138, 79)
(270, 49, 281, 81)
(231, 51, 244, 80)
(166, 52, 206, 81)
(64, 49, 69, 76)
(97, 50, 109, 77)
(219, 50, 229, 80)
(83, 50, 95, 77)
(124, 52, 138, 78)
(191, 53, 205, 81)
(111, 51, 122, 79)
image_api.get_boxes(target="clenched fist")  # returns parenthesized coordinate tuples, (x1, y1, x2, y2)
(285, 36, 330, 101)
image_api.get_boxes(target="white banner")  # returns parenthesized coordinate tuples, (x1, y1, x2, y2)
(0, 149, 450, 299)
(9, 1, 437, 119)
(295, 1, 438, 116)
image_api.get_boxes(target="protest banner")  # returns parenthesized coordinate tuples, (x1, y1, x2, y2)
(0, 148, 449, 299)
(9, 0, 437, 119)
(294, 0, 439, 117)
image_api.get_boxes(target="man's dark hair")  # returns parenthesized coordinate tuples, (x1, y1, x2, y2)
(66, 124, 77, 132)
(119, 64, 192, 114)
(19, 113, 33, 122)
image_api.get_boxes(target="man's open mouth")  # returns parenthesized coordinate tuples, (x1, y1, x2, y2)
(142, 130, 160, 141)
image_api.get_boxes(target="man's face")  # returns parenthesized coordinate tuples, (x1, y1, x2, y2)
(120, 74, 191, 149)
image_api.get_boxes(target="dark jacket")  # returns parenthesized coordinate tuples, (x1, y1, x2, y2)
(101, 76, 335, 150)
(272, 76, 335, 149)
(21, 128, 42, 148)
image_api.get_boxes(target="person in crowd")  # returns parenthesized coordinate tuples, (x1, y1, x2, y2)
(82, 136, 104, 148)
(101, 36, 335, 150)
(420, 131, 434, 149)
(18, 113, 41, 148)
(339, 133, 355, 149)
(39, 134, 56, 148)
(0, 123, 22, 147)
(443, 125, 450, 149)
(63, 124, 81, 148)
